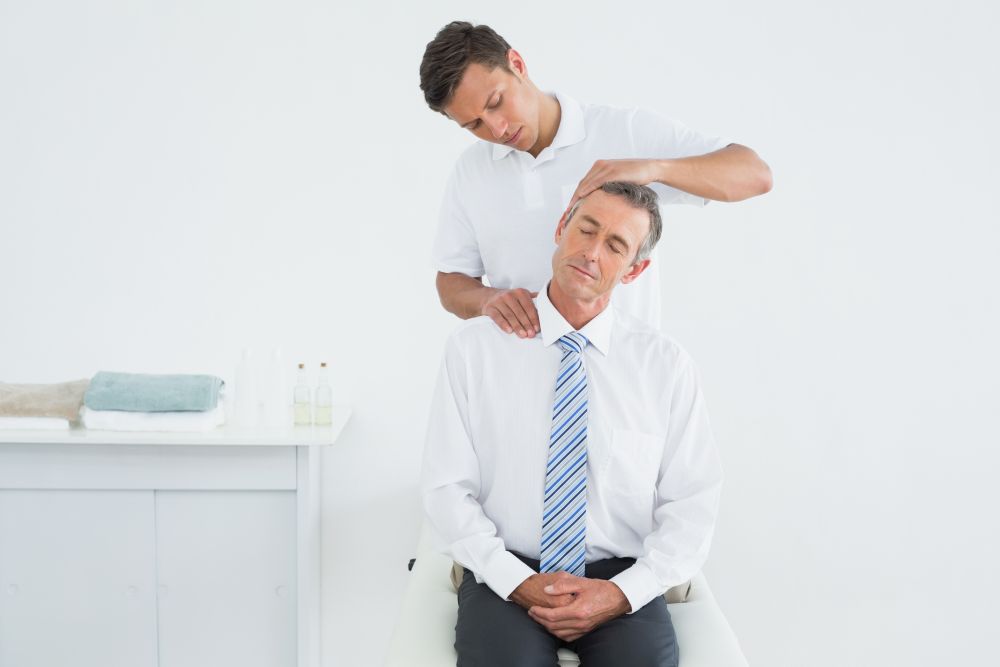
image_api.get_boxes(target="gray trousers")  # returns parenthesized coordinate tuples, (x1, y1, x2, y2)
(455, 554, 678, 667)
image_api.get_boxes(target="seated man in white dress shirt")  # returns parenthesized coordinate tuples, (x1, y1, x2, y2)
(421, 182, 723, 667)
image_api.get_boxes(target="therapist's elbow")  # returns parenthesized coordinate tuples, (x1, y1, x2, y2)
(720, 164, 772, 202)
(739, 152, 773, 201)
(436, 272, 461, 311)
(720, 145, 772, 202)
(753, 161, 774, 197)
(436, 271, 484, 319)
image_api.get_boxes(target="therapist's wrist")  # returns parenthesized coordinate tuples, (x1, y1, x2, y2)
(476, 286, 502, 316)
(437, 272, 494, 320)
(651, 158, 674, 187)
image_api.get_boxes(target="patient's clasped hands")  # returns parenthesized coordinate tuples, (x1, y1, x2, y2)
(510, 572, 631, 642)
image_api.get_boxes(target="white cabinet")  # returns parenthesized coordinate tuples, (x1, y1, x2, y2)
(155, 491, 298, 667)
(0, 490, 158, 667)
(0, 410, 350, 667)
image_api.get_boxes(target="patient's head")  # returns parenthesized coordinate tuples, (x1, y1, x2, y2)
(551, 182, 662, 304)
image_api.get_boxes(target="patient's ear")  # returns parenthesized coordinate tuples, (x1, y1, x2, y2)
(620, 258, 651, 285)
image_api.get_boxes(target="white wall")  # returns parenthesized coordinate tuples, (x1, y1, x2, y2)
(2, 1, 998, 665)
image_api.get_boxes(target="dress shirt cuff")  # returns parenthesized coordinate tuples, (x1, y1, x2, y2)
(610, 561, 662, 615)
(481, 550, 536, 602)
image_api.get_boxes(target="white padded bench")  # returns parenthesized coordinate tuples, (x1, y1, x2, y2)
(386, 528, 749, 667)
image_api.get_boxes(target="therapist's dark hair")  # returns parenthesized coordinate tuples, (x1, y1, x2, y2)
(565, 182, 663, 263)
(420, 21, 513, 114)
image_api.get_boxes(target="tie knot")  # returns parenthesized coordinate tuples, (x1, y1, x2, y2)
(558, 332, 588, 354)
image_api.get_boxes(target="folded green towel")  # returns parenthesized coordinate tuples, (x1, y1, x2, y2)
(85, 372, 224, 413)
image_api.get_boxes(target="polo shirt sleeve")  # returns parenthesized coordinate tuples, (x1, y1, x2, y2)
(431, 164, 486, 277)
(628, 107, 731, 206)
(610, 353, 724, 613)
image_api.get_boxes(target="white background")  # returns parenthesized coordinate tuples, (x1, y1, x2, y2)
(2, 1, 998, 665)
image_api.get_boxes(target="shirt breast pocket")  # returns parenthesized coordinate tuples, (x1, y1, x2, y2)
(605, 428, 662, 497)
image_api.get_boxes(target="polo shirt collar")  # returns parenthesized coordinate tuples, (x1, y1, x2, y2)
(535, 281, 613, 357)
(491, 92, 587, 162)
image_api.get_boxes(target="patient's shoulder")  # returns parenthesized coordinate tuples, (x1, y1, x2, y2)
(612, 308, 695, 367)
(445, 316, 546, 366)
(446, 316, 517, 350)
(449, 314, 499, 337)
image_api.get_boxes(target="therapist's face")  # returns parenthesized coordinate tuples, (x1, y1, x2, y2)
(443, 50, 542, 154)
(551, 191, 652, 302)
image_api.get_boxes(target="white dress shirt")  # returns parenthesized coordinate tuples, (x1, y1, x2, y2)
(421, 285, 723, 613)
(431, 92, 729, 329)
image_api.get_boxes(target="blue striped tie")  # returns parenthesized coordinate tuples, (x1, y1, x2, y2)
(540, 331, 589, 576)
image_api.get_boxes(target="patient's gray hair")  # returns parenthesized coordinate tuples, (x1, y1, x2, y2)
(565, 181, 662, 263)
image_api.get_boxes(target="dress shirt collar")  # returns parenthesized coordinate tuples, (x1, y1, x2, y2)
(535, 282, 614, 357)
(492, 92, 587, 162)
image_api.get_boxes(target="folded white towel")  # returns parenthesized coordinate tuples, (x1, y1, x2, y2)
(0, 417, 70, 431)
(81, 405, 225, 432)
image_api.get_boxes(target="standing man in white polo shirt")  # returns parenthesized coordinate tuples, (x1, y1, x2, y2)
(420, 21, 772, 334)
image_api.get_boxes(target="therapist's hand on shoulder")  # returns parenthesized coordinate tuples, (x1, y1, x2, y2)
(482, 288, 540, 339)
(563, 159, 660, 219)
(527, 574, 632, 642)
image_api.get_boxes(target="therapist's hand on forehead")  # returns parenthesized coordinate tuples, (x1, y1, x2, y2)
(562, 159, 662, 223)
(562, 143, 774, 225)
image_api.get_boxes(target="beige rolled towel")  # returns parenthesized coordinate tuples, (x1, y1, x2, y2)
(0, 379, 90, 421)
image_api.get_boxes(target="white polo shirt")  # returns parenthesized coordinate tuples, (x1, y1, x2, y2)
(432, 92, 729, 328)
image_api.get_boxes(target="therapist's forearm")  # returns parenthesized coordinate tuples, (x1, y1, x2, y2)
(437, 272, 541, 337)
(436, 271, 495, 319)
(656, 143, 772, 202)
